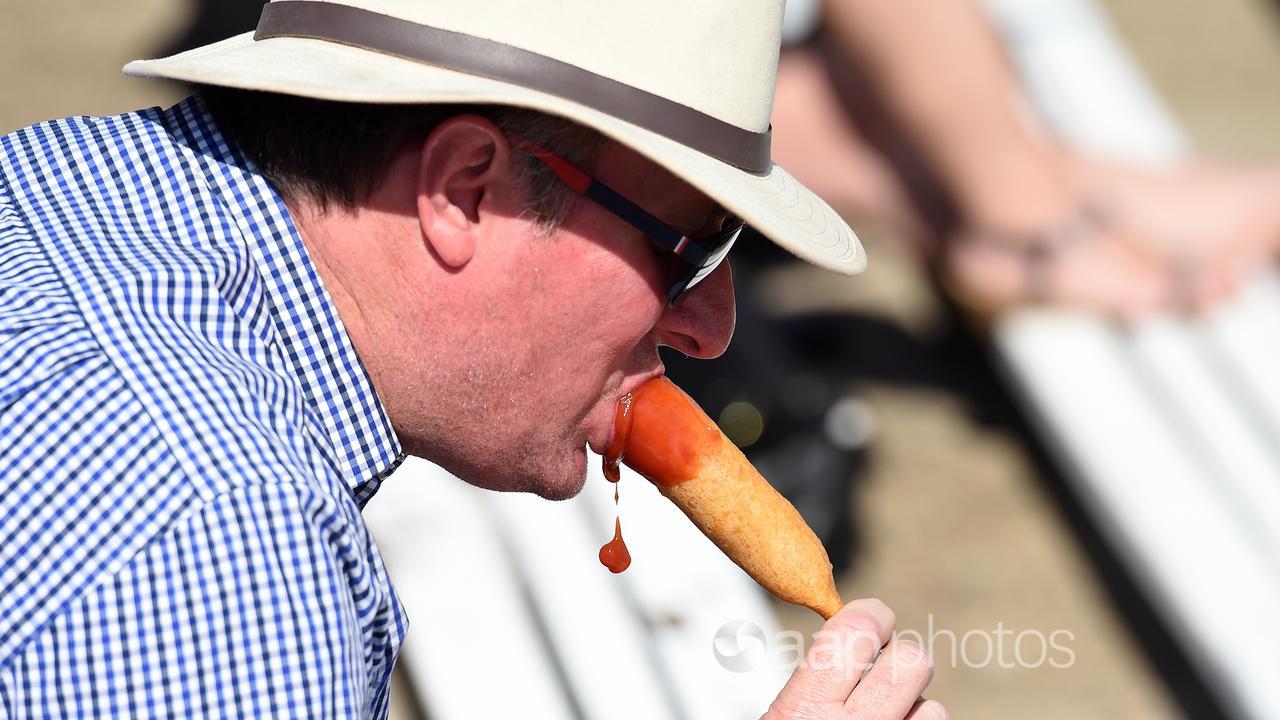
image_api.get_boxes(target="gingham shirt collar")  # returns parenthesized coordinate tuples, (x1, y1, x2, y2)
(183, 94, 403, 501)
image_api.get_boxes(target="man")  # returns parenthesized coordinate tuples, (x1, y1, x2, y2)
(0, 1, 943, 717)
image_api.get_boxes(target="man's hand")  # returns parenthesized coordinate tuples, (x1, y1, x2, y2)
(764, 599, 947, 720)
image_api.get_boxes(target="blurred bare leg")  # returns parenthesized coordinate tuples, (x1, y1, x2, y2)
(771, 48, 929, 251)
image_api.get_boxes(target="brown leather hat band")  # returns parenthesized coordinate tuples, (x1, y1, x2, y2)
(254, 1, 773, 173)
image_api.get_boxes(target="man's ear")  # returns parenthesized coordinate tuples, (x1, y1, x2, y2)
(416, 116, 513, 268)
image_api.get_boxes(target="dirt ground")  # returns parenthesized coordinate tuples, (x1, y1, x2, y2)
(3, 1, 1276, 718)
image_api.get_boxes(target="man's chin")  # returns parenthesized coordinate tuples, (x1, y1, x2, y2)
(529, 473, 586, 501)
(452, 446, 588, 501)
(500, 467, 586, 501)
(530, 446, 589, 500)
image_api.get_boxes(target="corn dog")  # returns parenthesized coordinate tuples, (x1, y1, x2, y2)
(604, 377, 843, 619)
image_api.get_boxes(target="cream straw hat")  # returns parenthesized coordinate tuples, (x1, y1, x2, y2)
(125, 0, 866, 274)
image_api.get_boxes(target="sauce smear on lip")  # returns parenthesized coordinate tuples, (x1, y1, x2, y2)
(602, 393, 634, 483)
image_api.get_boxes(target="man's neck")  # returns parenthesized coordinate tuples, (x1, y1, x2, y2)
(286, 197, 393, 398)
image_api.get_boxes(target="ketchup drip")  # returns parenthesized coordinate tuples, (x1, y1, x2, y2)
(599, 393, 634, 572)
(597, 378, 711, 574)
(598, 517, 631, 573)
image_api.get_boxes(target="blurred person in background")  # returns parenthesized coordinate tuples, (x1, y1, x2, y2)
(665, 0, 1280, 581)
(773, 0, 1280, 320)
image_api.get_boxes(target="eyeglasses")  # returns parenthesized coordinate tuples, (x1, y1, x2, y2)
(508, 133, 743, 304)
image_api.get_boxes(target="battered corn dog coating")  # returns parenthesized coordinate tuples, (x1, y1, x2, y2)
(605, 377, 843, 619)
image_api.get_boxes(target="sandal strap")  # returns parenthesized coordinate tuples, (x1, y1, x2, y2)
(970, 201, 1111, 304)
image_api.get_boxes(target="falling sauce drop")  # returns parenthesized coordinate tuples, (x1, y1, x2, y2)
(599, 462, 628, 572)
(599, 517, 631, 573)
(599, 392, 634, 573)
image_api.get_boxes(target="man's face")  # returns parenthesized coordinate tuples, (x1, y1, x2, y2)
(404, 140, 736, 499)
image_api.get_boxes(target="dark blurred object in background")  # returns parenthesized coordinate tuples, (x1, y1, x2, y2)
(162, 0, 263, 56)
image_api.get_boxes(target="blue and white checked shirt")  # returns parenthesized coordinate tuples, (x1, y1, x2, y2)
(0, 96, 409, 718)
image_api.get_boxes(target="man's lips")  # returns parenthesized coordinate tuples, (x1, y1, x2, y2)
(589, 369, 664, 456)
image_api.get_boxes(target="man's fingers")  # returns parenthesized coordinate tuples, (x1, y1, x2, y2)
(770, 598, 895, 710)
(833, 597, 895, 645)
(904, 698, 950, 720)
(845, 638, 934, 718)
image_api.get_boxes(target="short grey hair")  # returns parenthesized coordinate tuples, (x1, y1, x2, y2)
(491, 107, 605, 235)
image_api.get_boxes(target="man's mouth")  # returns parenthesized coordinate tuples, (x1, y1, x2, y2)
(588, 368, 665, 457)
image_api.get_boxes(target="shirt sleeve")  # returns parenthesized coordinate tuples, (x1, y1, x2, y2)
(0, 481, 393, 719)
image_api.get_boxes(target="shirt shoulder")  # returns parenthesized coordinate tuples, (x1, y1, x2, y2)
(0, 109, 404, 700)
(0, 109, 343, 495)
(2, 99, 402, 500)
(0, 119, 386, 676)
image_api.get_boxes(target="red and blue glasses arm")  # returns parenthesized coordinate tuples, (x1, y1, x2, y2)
(507, 133, 694, 256)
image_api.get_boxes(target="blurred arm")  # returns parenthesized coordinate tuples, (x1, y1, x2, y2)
(821, 0, 1078, 233)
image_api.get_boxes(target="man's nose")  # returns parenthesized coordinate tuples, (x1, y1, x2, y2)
(654, 261, 736, 359)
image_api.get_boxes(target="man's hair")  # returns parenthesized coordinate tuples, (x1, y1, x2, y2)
(198, 85, 604, 230)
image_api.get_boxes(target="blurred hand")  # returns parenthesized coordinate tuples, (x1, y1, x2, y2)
(943, 154, 1280, 321)
(945, 219, 1172, 322)
(763, 599, 946, 720)
(1073, 158, 1280, 311)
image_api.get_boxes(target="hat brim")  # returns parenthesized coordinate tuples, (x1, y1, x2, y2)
(125, 32, 866, 275)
